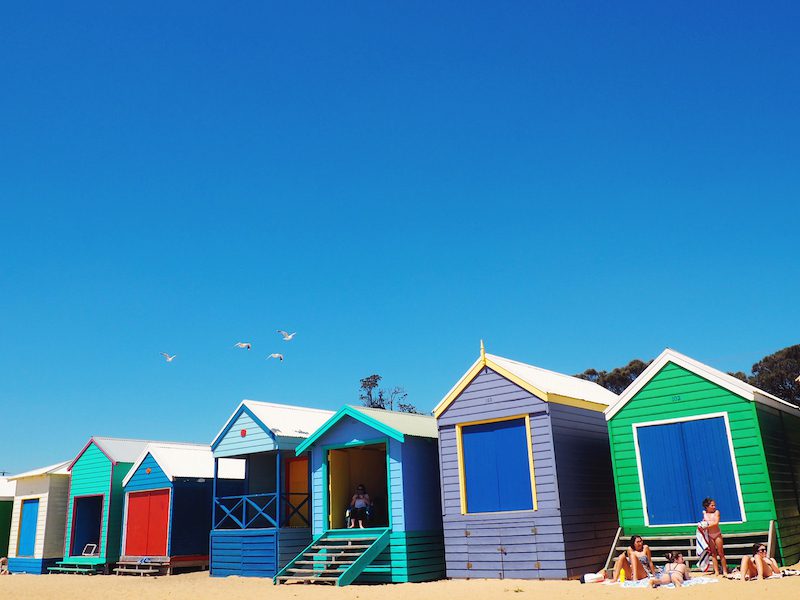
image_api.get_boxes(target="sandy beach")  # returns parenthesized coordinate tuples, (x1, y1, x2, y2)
(2, 572, 800, 600)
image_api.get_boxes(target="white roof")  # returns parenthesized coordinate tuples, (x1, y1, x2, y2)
(8, 461, 71, 481)
(92, 437, 156, 463)
(122, 443, 245, 487)
(351, 406, 438, 439)
(0, 477, 16, 500)
(212, 400, 335, 446)
(605, 348, 800, 420)
(485, 353, 618, 405)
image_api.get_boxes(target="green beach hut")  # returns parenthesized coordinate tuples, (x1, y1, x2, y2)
(605, 349, 800, 566)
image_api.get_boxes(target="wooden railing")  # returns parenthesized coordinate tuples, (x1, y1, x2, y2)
(214, 492, 310, 529)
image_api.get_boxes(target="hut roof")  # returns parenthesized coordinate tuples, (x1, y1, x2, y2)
(122, 443, 245, 487)
(211, 400, 334, 449)
(0, 477, 16, 500)
(8, 460, 70, 480)
(68, 436, 194, 471)
(605, 348, 800, 420)
(295, 405, 437, 455)
(434, 349, 618, 418)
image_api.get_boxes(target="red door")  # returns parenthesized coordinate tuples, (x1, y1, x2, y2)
(124, 490, 170, 556)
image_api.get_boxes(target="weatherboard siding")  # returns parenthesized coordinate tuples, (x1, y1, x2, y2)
(608, 362, 776, 537)
(215, 411, 277, 458)
(171, 479, 213, 556)
(549, 403, 618, 577)
(277, 527, 312, 567)
(438, 368, 568, 579)
(210, 528, 277, 577)
(8, 478, 48, 559)
(43, 476, 69, 558)
(106, 462, 133, 562)
(124, 454, 172, 493)
(401, 436, 443, 532)
(756, 405, 800, 565)
(64, 443, 113, 563)
(356, 530, 446, 583)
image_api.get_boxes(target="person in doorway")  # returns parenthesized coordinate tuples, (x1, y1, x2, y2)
(740, 543, 782, 581)
(348, 484, 372, 529)
(702, 497, 729, 575)
(612, 535, 655, 581)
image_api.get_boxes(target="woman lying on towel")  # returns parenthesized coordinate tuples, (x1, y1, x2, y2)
(740, 544, 782, 581)
(650, 552, 692, 588)
(612, 536, 655, 581)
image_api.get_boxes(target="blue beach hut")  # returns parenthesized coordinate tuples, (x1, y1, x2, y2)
(118, 442, 244, 575)
(433, 347, 619, 580)
(275, 406, 445, 586)
(5, 461, 70, 574)
(209, 400, 334, 578)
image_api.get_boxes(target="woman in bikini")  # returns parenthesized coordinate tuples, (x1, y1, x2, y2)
(650, 552, 691, 587)
(612, 535, 655, 581)
(740, 544, 782, 581)
(702, 497, 729, 575)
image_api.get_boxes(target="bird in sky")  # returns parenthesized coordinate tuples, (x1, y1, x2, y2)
(267, 353, 284, 362)
(160, 353, 176, 362)
(277, 330, 296, 341)
(233, 342, 252, 350)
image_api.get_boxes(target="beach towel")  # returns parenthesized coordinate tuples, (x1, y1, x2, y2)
(618, 576, 718, 589)
(696, 522, 711, 572)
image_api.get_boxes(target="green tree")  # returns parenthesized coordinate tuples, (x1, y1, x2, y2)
(747, 344, 800, 406)
(359, 374, 420, 413)
(575, 359, 652, 395)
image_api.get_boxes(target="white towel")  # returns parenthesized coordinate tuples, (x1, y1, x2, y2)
(696, 523, 711, 572)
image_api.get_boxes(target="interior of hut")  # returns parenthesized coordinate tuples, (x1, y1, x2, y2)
(327, 442, 389, 530)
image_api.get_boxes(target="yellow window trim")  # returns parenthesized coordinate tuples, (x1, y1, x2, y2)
(456, 413, 538, 515)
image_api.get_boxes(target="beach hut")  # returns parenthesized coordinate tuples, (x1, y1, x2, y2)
(275, 405, 445, 586)
(5, 461, 70, 573)
(117, 443, 244, 575)
(209, 400, 334, 578)
(605, 348, 800, 566)
(50, 437, 155, 574)
(0, 477, 16, 559)
(433, 347, 619, 580)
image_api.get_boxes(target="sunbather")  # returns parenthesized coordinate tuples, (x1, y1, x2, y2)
(740, 544, 781, 581)
(612, 535, 655, 581)
(650, 552, 691, 588)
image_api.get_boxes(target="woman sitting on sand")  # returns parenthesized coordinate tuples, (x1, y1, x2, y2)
(612, 535, 655, 581)
(650, 552, 691, 588)
(740, 543, 782, 581)
(0, 556, 8, 575)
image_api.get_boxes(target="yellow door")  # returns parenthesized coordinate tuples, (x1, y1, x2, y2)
(328, 449, 351, 529)
(284, 457, 309, 527)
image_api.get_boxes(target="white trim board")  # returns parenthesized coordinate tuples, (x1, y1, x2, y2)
(605, 348, 800, 421)
(632, 412, 746, 528)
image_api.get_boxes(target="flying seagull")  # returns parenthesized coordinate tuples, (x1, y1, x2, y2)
(233, 342, 252, 350)
(277, 330, 297, 341)
(160, 353, 176, 362)
(267, 353, 284, 362)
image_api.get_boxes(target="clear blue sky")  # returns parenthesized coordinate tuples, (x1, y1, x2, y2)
(2, 2, 798, 473)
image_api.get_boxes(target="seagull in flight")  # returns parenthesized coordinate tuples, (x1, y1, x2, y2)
(233, 342, 252, 350)
(267, 353, 284, 362)
(277, 330, 297, 341)
(160, 353, 177, 362)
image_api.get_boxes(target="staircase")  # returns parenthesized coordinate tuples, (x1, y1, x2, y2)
(604, 522, 775, 572)
(275, 528, 391, 586)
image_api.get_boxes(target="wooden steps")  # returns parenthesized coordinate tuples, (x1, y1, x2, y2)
(47, 562, 101, 575)
(275, 529, 391, 586)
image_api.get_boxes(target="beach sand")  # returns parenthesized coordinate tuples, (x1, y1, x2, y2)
(2, 571, 800, 600)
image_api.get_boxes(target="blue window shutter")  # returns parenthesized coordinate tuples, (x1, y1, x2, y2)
(462, 419, 533, 513)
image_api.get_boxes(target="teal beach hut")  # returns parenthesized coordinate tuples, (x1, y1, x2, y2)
(275, 406, 445, 586)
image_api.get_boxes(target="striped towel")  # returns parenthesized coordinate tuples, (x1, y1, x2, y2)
(696, 523, 711, 572)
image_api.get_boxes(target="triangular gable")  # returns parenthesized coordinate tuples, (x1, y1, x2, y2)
(295, 406, 405, 456)
(433, 347, 613, 418)
(605, 348, 800, 420)
(122, 452, 171, 489)
(211, 403, 277, 450)
(67, 438, 115, 471)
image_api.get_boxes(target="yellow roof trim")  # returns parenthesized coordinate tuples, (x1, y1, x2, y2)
(434, 353, 608, 418)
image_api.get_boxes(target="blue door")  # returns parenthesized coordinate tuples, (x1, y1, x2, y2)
(637, 416, 742, 525)
(18, 498, 40, 557)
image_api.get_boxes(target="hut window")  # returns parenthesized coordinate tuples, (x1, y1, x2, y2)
(459, 417, 535, 513)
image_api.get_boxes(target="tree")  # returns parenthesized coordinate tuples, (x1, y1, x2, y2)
(747, 344, 800, 407)
(359, 374, 420, 413)
(575, 359, 653, 395)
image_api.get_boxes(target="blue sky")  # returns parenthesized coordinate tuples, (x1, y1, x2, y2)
(1, 2, 798, 472)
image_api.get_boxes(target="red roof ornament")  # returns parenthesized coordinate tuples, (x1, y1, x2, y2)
(240, 429, 247, 438)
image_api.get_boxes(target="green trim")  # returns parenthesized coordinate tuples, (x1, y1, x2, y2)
(295, 406, 405, 455)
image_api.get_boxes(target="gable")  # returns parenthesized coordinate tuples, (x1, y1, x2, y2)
(124, 453, 172, 492)
(70, 442, 113, 495)
(437, 367, 547, 427)
(213, 408, 276, 458)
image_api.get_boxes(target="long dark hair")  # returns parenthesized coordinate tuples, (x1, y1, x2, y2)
(664, 551, 682, 563)
(629, 535, 644, 549)
(702, 497, 715, 509)
(752, 543, 767, 556)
